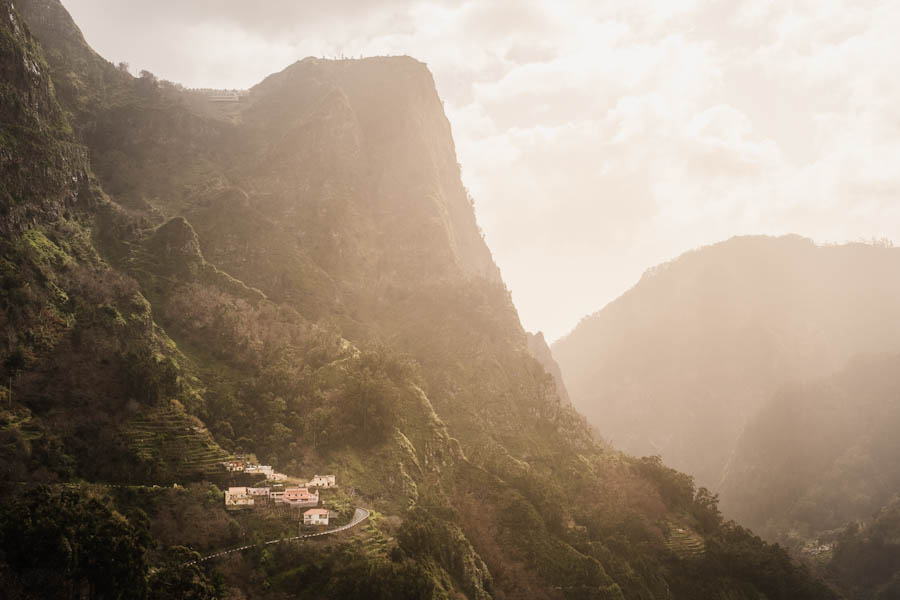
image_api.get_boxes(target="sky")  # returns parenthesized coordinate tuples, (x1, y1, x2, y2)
(62, 0, 900, 342)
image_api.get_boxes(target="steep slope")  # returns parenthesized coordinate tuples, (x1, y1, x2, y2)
(0, 0, 229, 485)
(1, 2, 840, 598)
(0, 0, 86, 232)
(719, 353, 900, 546)
(827, 494, 900, 599)
(553, 235, 900, 487)
(527, 331, 571, 405)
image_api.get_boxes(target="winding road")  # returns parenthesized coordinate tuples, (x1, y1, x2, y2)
(187, 507, 371, 565)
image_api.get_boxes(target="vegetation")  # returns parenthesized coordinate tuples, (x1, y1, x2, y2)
(828, 495, 900, 599)
(720, 353, 900, 551)
(0, 485, 219, 600)
(0, 0, 851, 597)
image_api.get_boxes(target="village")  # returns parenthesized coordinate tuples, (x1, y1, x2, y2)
(221, 459, 340, 529)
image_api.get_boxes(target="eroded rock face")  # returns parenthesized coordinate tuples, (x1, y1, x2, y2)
(0, 0, 94, 234)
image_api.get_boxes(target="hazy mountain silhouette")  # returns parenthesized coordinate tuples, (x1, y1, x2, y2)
(554, 235, 900, 488)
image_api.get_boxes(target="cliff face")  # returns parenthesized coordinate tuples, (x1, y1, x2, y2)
(246, 57, 500, 283)
(0, 0, 92, 232)
(554, 235, 900, 488)
(0, 2, 840, 598)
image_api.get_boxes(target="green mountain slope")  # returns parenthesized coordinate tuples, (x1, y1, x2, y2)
(828, 494, 900, 599)
(1, 2, 838, 598)
(719, 353, 900, 547)
(0, 0, 230, 486)
(553, 235, 900, 488)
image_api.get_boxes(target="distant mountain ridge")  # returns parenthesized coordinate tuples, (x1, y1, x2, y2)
(553, 234, 900, 488)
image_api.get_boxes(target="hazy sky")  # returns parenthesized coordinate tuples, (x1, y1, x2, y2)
(62, 0, 900, 341)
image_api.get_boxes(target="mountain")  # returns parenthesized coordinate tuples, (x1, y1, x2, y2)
(0, 0, 229, 486)
(1, 2, 835, 598)
(553, 235, 900, 488)
(719, 352, 900, 547)
(527, 331, 571, 406)
(827, 494, 900, 600)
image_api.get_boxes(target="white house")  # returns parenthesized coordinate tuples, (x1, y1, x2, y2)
(306, 474, 336, 488)
(247, 487, 270, 500)
(224, 487, 254, 507)
(304, 508, 329, 526)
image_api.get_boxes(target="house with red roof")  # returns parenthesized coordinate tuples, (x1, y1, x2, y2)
(303, 508, 329, 526)
(284, 487, 319, 507)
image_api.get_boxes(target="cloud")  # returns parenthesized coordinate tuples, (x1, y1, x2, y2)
(62, 0, 900, 340)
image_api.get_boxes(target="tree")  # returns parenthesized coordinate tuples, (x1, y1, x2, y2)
(0, 486, 150, 598)
(693, 487, 722, 533)
(3, 348, 26, 408)
(148, 546, 218, 600)
(138, 70, 158, 96)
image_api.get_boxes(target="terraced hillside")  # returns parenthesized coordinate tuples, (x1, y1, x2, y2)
(126, 405, 232, 482)
(666, 525, 706, 560)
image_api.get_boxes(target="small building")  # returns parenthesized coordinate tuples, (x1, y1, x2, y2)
(304, 508, 329, 526)
(224, 487, 254, 507)
(224, 460, 245, 472)
(247, 487, 270, 499)
(284, 487, 319, 507)
(307, 474, 336, 488)
(269, 484, 285, 502)
(266, 468, 287, 481)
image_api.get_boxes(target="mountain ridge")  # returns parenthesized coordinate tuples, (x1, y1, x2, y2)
(553, 234, 900, 488)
